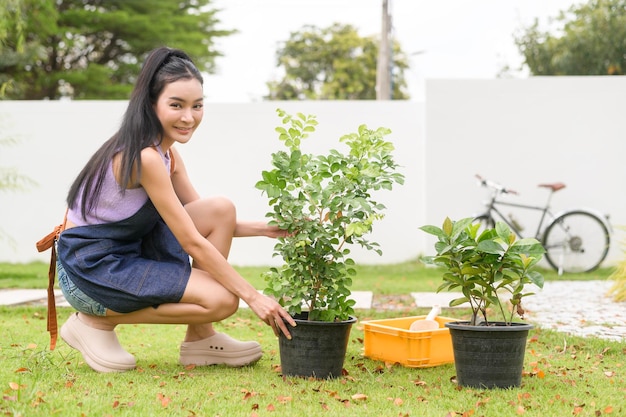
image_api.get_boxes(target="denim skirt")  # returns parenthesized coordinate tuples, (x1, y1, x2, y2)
(56, 200, 191, 313)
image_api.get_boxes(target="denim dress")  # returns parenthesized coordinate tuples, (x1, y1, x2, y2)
(56, 200, 191, 313)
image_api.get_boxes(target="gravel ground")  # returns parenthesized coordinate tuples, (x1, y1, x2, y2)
(523, 280, 626, 342)
(373, 281, 626, 342)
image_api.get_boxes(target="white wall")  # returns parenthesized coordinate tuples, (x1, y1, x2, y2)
(0, 101, 424, 266)
(1, 77, 624, 268)
(423, 76, 626, 266)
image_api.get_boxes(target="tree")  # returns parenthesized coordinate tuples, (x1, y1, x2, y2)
(266, 23, 409, 100)
(1, 0, 234, 100)
(0, 0, 45, 97)
(0, 0, 32, 192)
(515, 0, 626, 75)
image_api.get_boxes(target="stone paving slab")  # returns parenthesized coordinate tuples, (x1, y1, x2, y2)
(411, 292, 470, 308)
(0, 289, 69, 307)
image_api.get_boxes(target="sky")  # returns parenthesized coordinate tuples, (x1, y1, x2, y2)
(202, 0, 583, 102)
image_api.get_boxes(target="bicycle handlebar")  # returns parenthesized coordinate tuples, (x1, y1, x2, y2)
(475, 174, 518, 195)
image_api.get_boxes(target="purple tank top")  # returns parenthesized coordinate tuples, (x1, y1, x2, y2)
(67, 146, 171, 226)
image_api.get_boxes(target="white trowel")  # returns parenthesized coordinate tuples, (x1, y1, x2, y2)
(409, 305, 441, 331)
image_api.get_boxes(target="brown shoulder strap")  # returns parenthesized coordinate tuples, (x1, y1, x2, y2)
(35, 209, 68, 350)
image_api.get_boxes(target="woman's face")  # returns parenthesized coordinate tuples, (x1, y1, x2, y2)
(154, 78, 204, 147)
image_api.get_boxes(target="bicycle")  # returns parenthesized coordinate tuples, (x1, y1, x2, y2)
(473, 174, 611, 274)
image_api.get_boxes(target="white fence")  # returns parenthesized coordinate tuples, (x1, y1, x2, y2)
(1, 77, 624, 268)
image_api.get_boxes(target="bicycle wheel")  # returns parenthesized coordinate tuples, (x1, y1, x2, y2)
(542, 211, 610, 273)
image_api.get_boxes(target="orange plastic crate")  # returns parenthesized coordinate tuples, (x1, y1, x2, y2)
(361, 315, 455, 368)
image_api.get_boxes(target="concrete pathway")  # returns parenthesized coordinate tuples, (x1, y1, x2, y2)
(0, 289, 69, 307)
(0, 289, 378, 309)
(0, 289, 446, 310)
(2, 281, 624, 342)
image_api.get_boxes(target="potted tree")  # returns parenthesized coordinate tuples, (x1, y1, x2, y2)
(420, 217, 545, 389)
(255, 109, 404, 379)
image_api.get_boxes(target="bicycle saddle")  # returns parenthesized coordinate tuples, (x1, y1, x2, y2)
(538, 182, 566, 192)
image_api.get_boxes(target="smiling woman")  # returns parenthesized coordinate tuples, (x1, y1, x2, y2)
(154, 79, 204, 145)
(39, 46, 296, 373)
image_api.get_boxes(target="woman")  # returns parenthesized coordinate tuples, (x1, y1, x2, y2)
(56, 47, 295, 373)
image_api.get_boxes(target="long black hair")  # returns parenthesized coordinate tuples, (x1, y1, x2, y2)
(66, 47, 204, 220)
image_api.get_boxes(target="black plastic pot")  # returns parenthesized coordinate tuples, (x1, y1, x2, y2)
(445, 321, 533, 389)
(278, 312, 357, 379)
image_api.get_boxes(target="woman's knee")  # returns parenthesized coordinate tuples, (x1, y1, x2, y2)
(185, 196, 236, 236)
(219, 293, 239, 318)
(188, 196, 235, 218)
(183, 274, 239, 319)
(211, 196, 236, 218)
(198, 291, 239, 321)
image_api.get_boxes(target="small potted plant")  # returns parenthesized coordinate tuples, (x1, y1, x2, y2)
(420, 217, 545, 389)
(255, 109, 404, 379)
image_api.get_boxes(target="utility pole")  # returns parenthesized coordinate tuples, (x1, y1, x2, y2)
(376, 0, 392, 100)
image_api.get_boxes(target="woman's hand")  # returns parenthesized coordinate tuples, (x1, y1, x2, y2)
(234, 220, 291, 239)
(246, 292, 296, 339)
(264, 223, 290, 238)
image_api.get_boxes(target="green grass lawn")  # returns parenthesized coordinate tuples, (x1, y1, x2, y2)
(0, 260, 623, 416)
(1, 306, 624, 417)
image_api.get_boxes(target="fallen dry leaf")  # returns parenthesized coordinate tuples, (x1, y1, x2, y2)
(277, 395, 292, 404)
(351, 393, 368, 401)
(156, 393, 170, 407)
(242, 389, 259, 401)
(476, 397, 491, 407)
(31, 395, 45, 406)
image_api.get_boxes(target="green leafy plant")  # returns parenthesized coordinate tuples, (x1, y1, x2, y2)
(255, 109, 404, 322)
(608, 226, 626, 302)
(420, 217, 545, 326)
